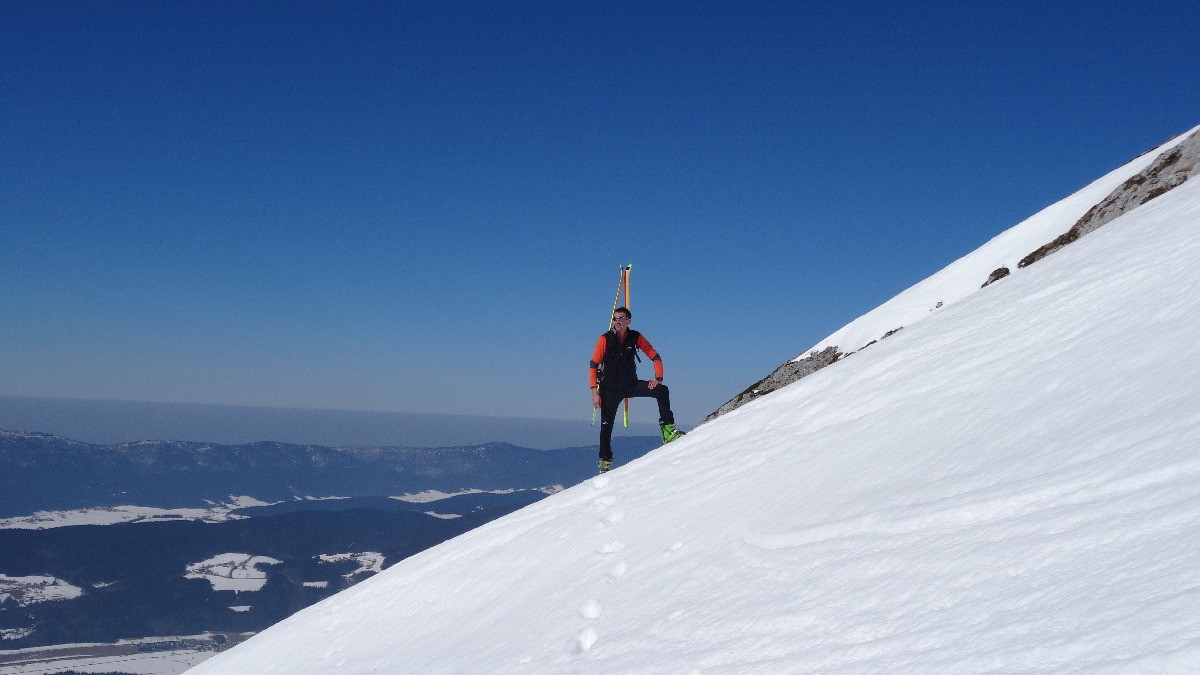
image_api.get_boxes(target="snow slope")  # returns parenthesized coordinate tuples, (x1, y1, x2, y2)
(189, 163, 1200, 672)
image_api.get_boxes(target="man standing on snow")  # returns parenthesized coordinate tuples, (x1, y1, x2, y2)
(589, 307, 684, 473)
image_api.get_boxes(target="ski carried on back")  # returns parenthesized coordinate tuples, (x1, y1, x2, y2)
(594, 264, 632, 426)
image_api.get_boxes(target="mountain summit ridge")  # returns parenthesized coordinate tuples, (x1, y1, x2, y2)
(0, 432, 660, 518)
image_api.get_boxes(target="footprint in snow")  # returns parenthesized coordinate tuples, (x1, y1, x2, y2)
(608, 560, 628, 580)
(575, 626, 599, 653)
(580, 599, 603, 619)
(600, 541, 626, 554)
(321, 643, 344, 659)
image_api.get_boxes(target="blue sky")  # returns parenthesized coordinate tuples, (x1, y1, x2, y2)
(2, 1, 1198, 442)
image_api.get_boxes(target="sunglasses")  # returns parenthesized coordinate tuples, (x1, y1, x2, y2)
(612, 315, 630, 322)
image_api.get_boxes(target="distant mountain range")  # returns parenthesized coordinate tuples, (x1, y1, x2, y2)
(0, 430, 661, 518)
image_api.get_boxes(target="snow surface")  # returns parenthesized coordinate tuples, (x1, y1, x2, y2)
(189, 149, 1200, 672)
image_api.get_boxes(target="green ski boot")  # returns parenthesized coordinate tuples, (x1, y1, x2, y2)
(660, 423, 685, 444)
(599, 458, 613, 473)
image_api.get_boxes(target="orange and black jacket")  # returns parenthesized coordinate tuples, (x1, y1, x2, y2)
(589, 328, 664, 391)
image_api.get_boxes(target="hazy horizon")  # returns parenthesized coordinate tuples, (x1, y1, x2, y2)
(0, 395, 659, 449)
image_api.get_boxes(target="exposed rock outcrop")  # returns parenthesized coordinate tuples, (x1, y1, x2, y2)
(1019, 128, 1200, 269)
(701, 346, 843, 423)
(982, 267, 1010, 288)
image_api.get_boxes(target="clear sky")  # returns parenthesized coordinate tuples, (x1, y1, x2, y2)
(3, 0, 1198, 440)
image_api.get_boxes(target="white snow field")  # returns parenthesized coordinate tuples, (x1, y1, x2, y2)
(184, 554, 282, 592)
(188, 148, 1200, 672)
(0, 574, 83, 607)
(0, 496, 272, 530)
(0, 634, 238, 675)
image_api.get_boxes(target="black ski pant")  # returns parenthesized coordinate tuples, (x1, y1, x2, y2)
(598, 381, 675, 462)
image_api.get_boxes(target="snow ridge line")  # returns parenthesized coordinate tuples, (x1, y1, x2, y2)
(703, 124, 1200, 424)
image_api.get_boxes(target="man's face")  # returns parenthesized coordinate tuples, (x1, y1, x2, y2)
(613, 313, 630, 331)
